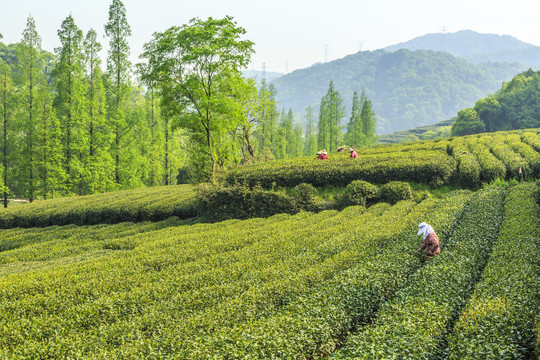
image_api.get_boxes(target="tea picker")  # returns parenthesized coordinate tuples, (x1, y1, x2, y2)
(417, 221, 440, 261)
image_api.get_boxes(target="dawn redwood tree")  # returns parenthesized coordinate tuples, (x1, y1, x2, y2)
(38, 81, 66, 198)
(140, 16, 255, 181)
(345, 90, 364, 147)
(16, 16, 45, 202)
(104, 0, 133, 186)
(83, 28, 112, 193)
(53, 15, 86, 193)
(293, 123, 303, 157)
(318, 80, 345, 151)
(360, 95, 377, 146)
(303, 105, 317, 156)
(0, 60, 11, 206)
(256, 80, 278, 155)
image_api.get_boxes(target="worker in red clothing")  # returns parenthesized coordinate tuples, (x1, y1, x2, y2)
(320, 150, 328, 159)
(349, 146, 358, 158)
(417, 221, 440, 261)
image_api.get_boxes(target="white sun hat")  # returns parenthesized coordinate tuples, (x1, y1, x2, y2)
(417, 222, 427, 235)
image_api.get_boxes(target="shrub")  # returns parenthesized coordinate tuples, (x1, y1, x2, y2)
(195, 183, 298, 221)
(379, 181, 413, 204)
(342, 180, 379, 207)
(292, 183, 320, 211)
(530, 158, 540, 179)
(448, 184, 540, 359)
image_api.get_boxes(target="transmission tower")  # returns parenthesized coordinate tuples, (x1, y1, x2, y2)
(286, 59, 288, 73)
(262, 62, 266, 81)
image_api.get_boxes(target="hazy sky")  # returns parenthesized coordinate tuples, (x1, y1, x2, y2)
(1, 0, 540, 73)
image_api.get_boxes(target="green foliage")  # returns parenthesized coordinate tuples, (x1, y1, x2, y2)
(342, 180, 378, 206)
(140, 16, 255, 180)
(334, 187, 505, 359)
(272, 49, 523, 134)
(0, 185, 195, 228)
(530, 158, 540, 179)
(226, 149, 456, 188)
(456, 69, 540, 135)
(378, 181, 413, 204)
(292, 182, 320, 211)
(451, 107, 485, 136)
(448, 183, 540, 359)
(449, 138, 481, 187)
(318, 80, 344, 151)
(195, 183, 298, 220)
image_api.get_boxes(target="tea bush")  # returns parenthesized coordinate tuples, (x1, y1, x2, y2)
(333, 186, 505, 359)
(341, 180, 379, 206)
(378, 181, 413, 204)
(448, 183, 540, 359)
(0, 185, 196, 228)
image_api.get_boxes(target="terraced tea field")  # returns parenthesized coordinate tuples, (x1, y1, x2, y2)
(0, 183, 538, 359)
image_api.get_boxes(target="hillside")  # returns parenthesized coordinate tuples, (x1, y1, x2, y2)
(385, 29, 540, 66)
(452, 69, 540, 136)
(0, 129, 539, 358)
(272, 49, 525, 134)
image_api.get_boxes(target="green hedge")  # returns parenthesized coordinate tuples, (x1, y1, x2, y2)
(0, 185, 196, 228)
(182, 191, 472, 359)
(226, 150, 456, 188)
(333, 186, 505, 359)
(195, 183, 299, 221)
(467, 140, 506, 183)
(448, 183, 540, 359)
(449, 138, 481, 187)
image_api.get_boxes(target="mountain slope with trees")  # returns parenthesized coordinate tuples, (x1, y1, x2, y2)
(452, 68, 540, 136)
(385, 30, 540, 66)
(272, 49, 525, 134)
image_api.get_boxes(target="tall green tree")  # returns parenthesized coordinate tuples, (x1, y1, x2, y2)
(303, 105, 317, 156)
(38, 81, 65, 198)
(53, 15, 86, 193)
(283, 108, 295, 157)
(16, 16, 45, 202)
(140, 16, 254, 181)
(0, 60, 11, 206)
(83, 28, 112, 193)
(360, 96, 377, 146)
(235, 77, 262, 162)
(345, 90, 364, 147)
(318, 80, 344, 151)
(256, 80, 278, 155)
(105, 0, 132, 186)
(293, 123, 303, 157)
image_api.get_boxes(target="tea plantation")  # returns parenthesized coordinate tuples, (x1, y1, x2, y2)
(0, 130, 540, 359)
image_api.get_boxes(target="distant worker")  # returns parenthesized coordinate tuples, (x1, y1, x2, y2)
(337, 145, 347, 152)
(321, 150, 328, 160)
(349, 146, 358, 158)
(417, 221, 440, 260)
(316, 150, 328, 160)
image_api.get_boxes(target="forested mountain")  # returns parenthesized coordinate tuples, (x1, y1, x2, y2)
(451, 68, 540, 136)
(272, 49, 525, 134)
(385, 30, 540, 66)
